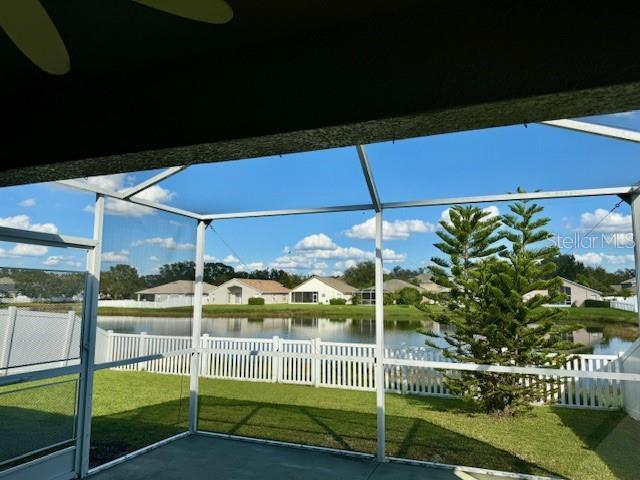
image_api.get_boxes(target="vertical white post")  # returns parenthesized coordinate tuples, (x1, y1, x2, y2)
(202, 333, 210, 377)
(139, 332, 148, 371)
(1, 306, 17, 374)
(374, 210, 386, 462)
(631, 193, 640, 328)
(76, 194, 104, 477)
(189, 219, 207, 432)
(107, 330, 114, 363)
(312, 337, 321, 387)
(62, 310, 76, 367)
(272, 336, 280, 383)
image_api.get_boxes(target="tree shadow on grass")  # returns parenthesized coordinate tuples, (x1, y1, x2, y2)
(553, 406, 640, 480)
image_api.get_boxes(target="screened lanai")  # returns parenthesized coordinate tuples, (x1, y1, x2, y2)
(2, 115, 640, 480)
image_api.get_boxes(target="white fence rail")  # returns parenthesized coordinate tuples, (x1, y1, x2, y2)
(609, 299, 638, 313)
(1, 307, 83, 375)
(98, 297, 195, 309)
(101, 332, 624, 410)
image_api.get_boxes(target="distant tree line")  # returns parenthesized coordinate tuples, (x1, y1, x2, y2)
(544, 253, 634, 294)
(0, 268, 85, 301)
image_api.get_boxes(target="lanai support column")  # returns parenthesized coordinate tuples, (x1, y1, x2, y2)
(374, 210, 386, 461)
(356, 144, 386, 462)
(76, 194, 104, 477)
(189, 219, 208, 431)
(631, 193, 640, 326)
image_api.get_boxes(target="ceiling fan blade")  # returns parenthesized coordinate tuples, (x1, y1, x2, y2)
(0, 0, 69, 75)
(133, 0, 233, 24)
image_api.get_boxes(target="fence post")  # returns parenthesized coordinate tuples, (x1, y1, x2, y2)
(201, 334, 210, 377)
(107, 330, 114, 364)
(312, 338, 321, 387)
(139, 332, 148, 371)
(272, 336, 280, 383)
(1, 306, 17, 374)
(62, 310, 76, 367)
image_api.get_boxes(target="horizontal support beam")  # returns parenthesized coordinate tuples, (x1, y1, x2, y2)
(383, 358, 640, 382)
(121, 166, 186, 199)
(202, 203, 374, 220)
(383, 186, 635, 210)
(93, 349, 193, 371)
(0, 226, 96, 250)
(542, 119, 640, 143)
(56, 179, 202, 219)
(0, 364, 82, 387)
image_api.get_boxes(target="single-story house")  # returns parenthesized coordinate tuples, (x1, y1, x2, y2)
(0, 276, 16, 298)
(620, 277, 636, 291)
(136, 280, 217, 303)
(209, 278, 290, 304)
(522, 277, 602, 307)
(290, 276, 358, 304)
(358, 279, 425, 305)
(412, 273, 448, 294)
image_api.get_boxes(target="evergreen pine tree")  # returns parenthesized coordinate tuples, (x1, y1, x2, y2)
(425, 198, 576, 415)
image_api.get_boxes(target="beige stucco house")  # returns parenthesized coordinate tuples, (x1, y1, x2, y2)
(290, 276, 358, 304)
(136, 280, 217, 303)
(522, 277, 602, 307)
(209, 278, 290, 304)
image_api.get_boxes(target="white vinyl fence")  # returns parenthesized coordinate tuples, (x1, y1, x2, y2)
(100, 331, 624, 410)
(98, 297, 195, 309)
(609, 299, 638, 313)
(1, 307, 82, 375)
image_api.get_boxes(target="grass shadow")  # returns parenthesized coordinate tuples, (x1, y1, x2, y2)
(553, 406, 640, 480)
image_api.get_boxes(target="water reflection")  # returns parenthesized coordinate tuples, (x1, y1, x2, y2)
(97, 316, 634, 354)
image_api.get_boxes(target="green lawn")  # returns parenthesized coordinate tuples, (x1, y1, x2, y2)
(98, 303, 433, 321)
(3, 371, 639, 479)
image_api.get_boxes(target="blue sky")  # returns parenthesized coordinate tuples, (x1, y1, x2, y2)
(0, 111, 639, 277)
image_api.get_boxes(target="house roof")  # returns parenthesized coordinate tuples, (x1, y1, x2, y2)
(294, 276, 358, 294)
(560, 277, 602, 295)
(413, 273, 437, 285)
(621, 277, 636, 285)
(136, 280, 217, 295)
(361, 279, 424, 293)
(0, 277, 15, 286)
(233, 279, 290, 293)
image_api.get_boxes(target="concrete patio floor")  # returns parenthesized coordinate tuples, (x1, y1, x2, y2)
(90, 434, 508, 480)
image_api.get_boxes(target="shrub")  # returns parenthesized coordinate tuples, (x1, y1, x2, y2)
(248, 297, 265, 305)
(394, 287, 422, 306)
(351, 295, 360, 305)
(383, 293, 395, 305)
(329, 298, 346, 305)
(584, 299, 610, 308)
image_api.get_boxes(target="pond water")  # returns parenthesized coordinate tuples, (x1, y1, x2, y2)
(97, 315, 637, 355)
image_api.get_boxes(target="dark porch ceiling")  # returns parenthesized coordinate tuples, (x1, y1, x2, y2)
(1, 0, 640, 186)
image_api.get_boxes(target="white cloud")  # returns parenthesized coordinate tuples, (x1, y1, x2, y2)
(579, 208, 631, 233)
(11, 244, 47, 256)
(345, 217, 436, 240)
(43, 255, 83, 268)
(43, 255, 64, 266)
(82, 174, 176, 217)
(204, 254, 220, 262)
(149, 255, 159, 261)
(440, 205, 500, 224)
(295, 233, 337, 251)
(0, 214, 58, 234)
(605, 232, 634, 247)
(223, 254, 240, 264)
(270, 233, 406, 272)
(235, 262, 265, 272)
(308, 269, 325, 276)
(132, 237, 195, 250)
(574, 252, 635, 267)
(19, 198, 36, 208)
(102, 250, 130, 262)
(334, 259, 358, 270)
